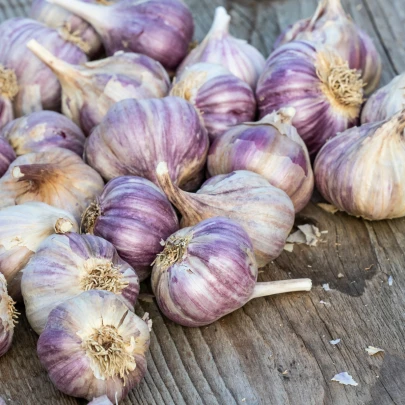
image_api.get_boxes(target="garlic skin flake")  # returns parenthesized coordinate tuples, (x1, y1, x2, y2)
(0, 137, 16, 177)
(177, 7, 265, 89)
(27, 41, 170, 135)
(38, 290, 150, 402)
(0, 274, 18, 357)
(22, 233, 139, 335)
(274, 0, 381, 94)
(315, 110, 405, 220)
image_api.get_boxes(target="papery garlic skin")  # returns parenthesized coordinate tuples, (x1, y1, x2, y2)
(81, 176, 179, 281)
(27, 41, 170, 135)
(0, 137, 16, 177)
(274, 0, 381, 94)
(48, 0, 194, 71)
(22, 233, 139, 335)
(171, 63, 256, 141)
(85, 97, 209, 190)
(315, 110, 405, 220)
(177, 7, 265, 89)
(0, 148, 104, 222)
(256, 41, 364, 157)
(156, 164, 294, 267)
(0, 274, 18, 357)
(1, 111, 85, 156)
(0, 18, 87, 117)
(361, 73, 405, 124)
(88, 396, 113, 405)
(38, 290, 150, 402)
(0, 64, 18, 129)
(208, 108, 314, 212)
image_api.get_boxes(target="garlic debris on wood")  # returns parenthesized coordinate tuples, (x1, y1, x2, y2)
(22, 233, 139, 335)
(314, 109, 405, 220)
(0, 64, 18, 129)
(0, 274, 18, 357)
(38, 290, 150, 402)
(0, 137, 16, 177)
(156, 163, 295, 267)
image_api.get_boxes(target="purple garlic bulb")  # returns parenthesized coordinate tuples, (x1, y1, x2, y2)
(0, 64, 18, 129)
(362, 73, 405, 124)
(177, 7, 265, 89)
(0, 18, 87, 117)
(85, 97, 209, 190)
(22, 232, 139, 334)
(81, 176, 179, 281)
(38, 290, 150, 402)
(171, 63, 256, 141)
(47, 0, 194, 71)
(315, 109, 405, 220)
(156, 164, 295, 267)
(28, 40, 170, 135)
(0, 137, 16, 177)
(0, 274, 18, 357)
(152, 217, 312, 327)
(256, 41, 364, 157)
(1, 111, 85, 156)
(274, 0, 381, 94)
(208, 108, 314, 212)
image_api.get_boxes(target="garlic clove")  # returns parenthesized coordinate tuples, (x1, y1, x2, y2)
(156, 163, 295, 267)
(0, 274, 18, 357)
(38, 290, 150, 402)
(0, 137, 16, 177)
(0, 64, 18, 129)
(27, 40, 170, 135)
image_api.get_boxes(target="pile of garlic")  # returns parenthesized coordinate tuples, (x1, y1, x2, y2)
(0, 0, 400, 402)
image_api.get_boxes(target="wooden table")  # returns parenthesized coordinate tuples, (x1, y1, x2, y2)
(1, 0, 405, 404)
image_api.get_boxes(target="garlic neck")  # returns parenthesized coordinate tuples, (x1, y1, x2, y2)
(58, 23, 91, 54)
(310, 0, 345, 26)
(0, 65, 18, 100)
(152, 234, 192, 270)
(249, 278, 312, 300)
(81, 202, 101, 234)
(209, 7, 231, 37)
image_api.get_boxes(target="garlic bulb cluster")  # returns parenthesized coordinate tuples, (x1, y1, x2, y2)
(171, 63, 256, 141)
(152, 217, 312, 327)
(1, 111, 85, 156)
(38, 290, 150, 402)
(47, 0, 194, 70)
(0, 148, 104, 222)
(178, 7, 265, 89)
(22, 233, 139, 335)
(0, 18, 87, 117)
(0, 64, 18, 129)
(208, 108, 314, 212)
(28, 41, 170, 135)
(81, 176, 179, 281)
(0, 137, 16, 177)
(156, 164, 294, 266)
(362, 73, 405, 124)
(0, 274, 18, 357)
(314, 110, 405, 220)
(274, 0, 381, 94)
(256, 41, 364, 157)
(85, 97, 209, 190)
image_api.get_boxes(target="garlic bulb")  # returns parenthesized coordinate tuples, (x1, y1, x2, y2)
(0, 202, 77, 296)
(88, 396, 113, 405)
(1, 111, 85, 156)
(38, 290, 150, 402)
(28, 41, 170, 135)
(81, 176, 179, 281)
(22, 233, 139, 335)
(177, 7, 265, 89)
(0, 274, 18, 357)
(362, 73, 405, 124)
(47, 0, 194, 70)
(0, 148, 104, 222)
(0, 64, 18, 129)
(274, 0, 381, 94)
(171, 63, 256, 141)
(0, 18, 87, 117)
(208, 108, 314, 212)
(0, 137, 16, 177)
(152, 217, 312, 327)
(85, 97, 209, 190)
(156, 164, 294, 266)
(256, 41, 364, 157)
(314, 109, 405, 220)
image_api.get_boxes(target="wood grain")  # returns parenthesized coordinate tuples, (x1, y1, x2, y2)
(1, 0, 405, 404)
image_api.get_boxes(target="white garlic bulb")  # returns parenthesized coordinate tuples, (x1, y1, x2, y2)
(0, 274, 18, 357)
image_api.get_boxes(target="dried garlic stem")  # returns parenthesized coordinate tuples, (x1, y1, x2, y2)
(210, 6, 231, 34)
(58, 23, 91, 54)
(0, 64, 18, 100)
(54, 218, 74, 234)
(81, 201, 101, 234)
(152, 234, 192, 270)
(12, 164, 55, 182)
(250, 279, 312, 300)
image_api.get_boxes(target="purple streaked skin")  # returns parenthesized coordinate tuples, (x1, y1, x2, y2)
(0, 111, 85, 156)
(0, 18, 87, 117)
(88, 176, 179, 281)
(48, 0, 194, 71)
(0, 137, 16, 177)
(84, 97, 209, 190)
(256, 41, 360, 157)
